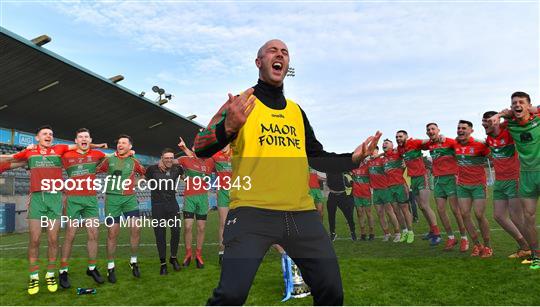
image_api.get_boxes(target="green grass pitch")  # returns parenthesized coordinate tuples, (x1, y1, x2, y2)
(1, 196, 539, 305)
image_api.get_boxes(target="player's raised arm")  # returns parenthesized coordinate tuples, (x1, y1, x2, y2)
(0, 161, 27, 174)
(194, 88, 256, 157)
(178, 137, 195, 158)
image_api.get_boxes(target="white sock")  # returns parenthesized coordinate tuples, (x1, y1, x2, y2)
(448, 235, 455, 240)
(107, 261, 115, 270)
(59, 268, 67, 274)
(45, 271, 54, 278)
(218, 251, 224, 255)
(130, 256, 137, 264)
(403, 228, 408, 233)
(461, 236, 468, 240)
(29, 273, 39, 280)
(88, 265, 96, 271)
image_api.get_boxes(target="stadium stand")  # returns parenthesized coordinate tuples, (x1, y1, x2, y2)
(0, 27, 201, 231)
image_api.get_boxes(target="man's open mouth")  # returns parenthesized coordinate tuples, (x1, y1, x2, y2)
(272, 62, 283, 72)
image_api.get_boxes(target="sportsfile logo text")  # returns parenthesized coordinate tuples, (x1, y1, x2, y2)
(39, 175, 253, 193)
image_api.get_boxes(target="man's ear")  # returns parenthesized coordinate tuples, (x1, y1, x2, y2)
(255, 58, 262, 69)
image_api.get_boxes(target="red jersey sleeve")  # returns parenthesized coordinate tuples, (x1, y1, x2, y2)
(12, 149, 29, 161)
(53, 144, 70, 155)
(481, 143, 490, 156)
(206, 158, 216, 174)
(0, 162, 10, 173)
(96, 150, 106, 160)
(96, 158, 110, 173)
(133, 159, 146, 175)
(177, 157, 187, 167)
(409, 139, 424, 150)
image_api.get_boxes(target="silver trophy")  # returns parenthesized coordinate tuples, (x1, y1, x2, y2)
(290, 261, 311, 298)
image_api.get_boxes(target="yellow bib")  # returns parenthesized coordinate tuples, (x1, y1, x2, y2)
(230, 97, 314, 211)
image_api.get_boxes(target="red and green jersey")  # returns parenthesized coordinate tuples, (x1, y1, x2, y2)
(13, 144, 69, 192)
(308, 167, 321, 189)
(178, 156, 214, 196)
(506, 114, 540, 172)
(398, 138, 427, 177)
(352, 162, 370, 198)
(367, 156, 388, 189)
(452, 137, 490, 185)
(384, 149, 406, 186)
(0, 162, 10, 174)
(62, 149, 106, 196)
(486, 127, 520, 180)
(97, 155, 145, 195)
(210, 151, 232, 190)
(424, 138, 458, 177)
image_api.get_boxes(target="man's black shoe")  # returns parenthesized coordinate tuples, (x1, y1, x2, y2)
(107, 268, 117, 283)
(169, 257, 181, 271)
(59, 271, 70, 289)
(368, 234, 375, 241)
(360, 234, 367, 241)
(330, 232, 337, 242)
(130, 262, 141, 278)
(86, 268, 105, 284)
(160, 264, 168, 275)
(351, 232, 357, 241)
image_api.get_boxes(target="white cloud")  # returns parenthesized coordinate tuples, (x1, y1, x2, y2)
(29, 1, 540, 151)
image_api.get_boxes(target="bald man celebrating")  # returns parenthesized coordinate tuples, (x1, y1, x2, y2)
(194, 39, 381, 305)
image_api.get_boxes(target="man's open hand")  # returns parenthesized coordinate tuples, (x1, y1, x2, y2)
(352, 131, 383, 164)
(224, 88, 256, 137)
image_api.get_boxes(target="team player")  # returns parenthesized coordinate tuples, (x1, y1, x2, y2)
(194, 39, 381, 305)
(0, 125, 105, 295)
(309, 166, 325, 221)
(97, 134, 146, 282)
(58, 128, 108, 288)
(452, 120, 492, 257)
(209, 144, 232, 265)
(367, 146, 401, 242)
(488, 91, 539, 269)
(176, 138, 214, 269)
(382, 139, 415, 243)
(424, 123, 468, 251)
(395, 130, 441, 245)
(352, 158, 374, 240)
(482, 112, 530, 258)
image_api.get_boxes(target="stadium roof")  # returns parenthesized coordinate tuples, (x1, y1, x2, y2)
(0, 27, 204, 157)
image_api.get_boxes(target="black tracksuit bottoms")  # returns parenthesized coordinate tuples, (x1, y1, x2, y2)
(152, 202, 181, 262)
(207, 207, 343, 306)
(327, 192, 356, 234)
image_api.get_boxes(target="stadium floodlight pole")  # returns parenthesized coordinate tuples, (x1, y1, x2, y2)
(152, 85, 167, 101)
(158, 99, 168, 106)
(286, 67, 295, 77)
(31, 35, 51, 46)
(109, 75, 124, 83)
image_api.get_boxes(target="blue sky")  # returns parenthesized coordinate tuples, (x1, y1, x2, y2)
(1, 1, 538, 153)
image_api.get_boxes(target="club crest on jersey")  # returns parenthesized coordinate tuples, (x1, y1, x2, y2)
(469, 148, 474, 154)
